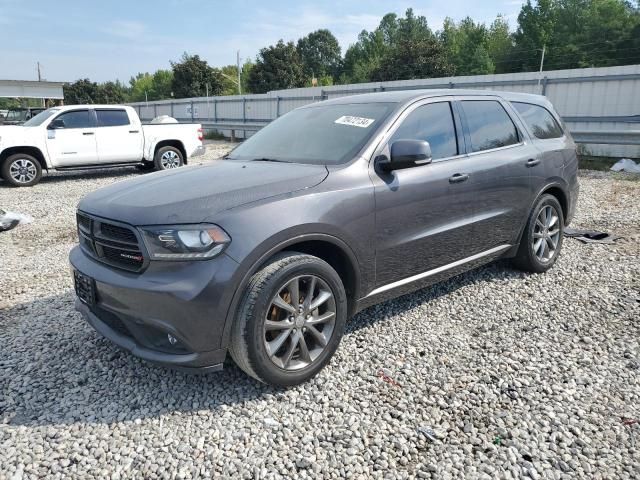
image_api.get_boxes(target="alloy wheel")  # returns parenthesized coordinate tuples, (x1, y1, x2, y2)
(9, 158, 38, 184)
(263, 275, 336, 371)
(532, 205, 561, 262)
(160, 150, 181, 169)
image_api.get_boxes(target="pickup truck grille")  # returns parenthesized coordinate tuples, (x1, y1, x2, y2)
(77, 212, 145, 272)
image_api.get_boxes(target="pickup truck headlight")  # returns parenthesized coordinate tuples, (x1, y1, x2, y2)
(140, 224, 231, 260)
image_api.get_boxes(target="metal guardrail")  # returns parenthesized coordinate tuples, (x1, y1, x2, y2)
(571, 130, 640, 145)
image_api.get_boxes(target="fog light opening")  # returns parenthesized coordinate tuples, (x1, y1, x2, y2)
(167, 333, 178, 345)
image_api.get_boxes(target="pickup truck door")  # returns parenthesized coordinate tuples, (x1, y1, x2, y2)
(46, 109, 98, 167)
(94, 109, 144, 163)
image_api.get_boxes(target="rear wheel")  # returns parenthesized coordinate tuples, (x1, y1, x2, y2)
(513, 194, 564, 273)
(1, 154, 42, 187)
(230, 253, 347, 386)
(154, 146, 184, 171)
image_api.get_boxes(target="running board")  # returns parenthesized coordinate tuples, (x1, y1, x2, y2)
(55, 162, 143, 171)
(366, 244, 512, 298)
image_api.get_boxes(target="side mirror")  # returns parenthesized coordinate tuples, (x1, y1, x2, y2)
(379, 139, 432, 171)
(48, 118, 65, 129)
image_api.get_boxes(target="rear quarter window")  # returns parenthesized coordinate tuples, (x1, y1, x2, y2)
(512, 102, 564, 139)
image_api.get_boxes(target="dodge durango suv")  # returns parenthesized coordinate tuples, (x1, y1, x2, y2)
(70, 90, 579, 386)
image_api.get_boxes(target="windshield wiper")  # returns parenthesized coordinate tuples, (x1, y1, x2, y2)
(249, 157, 289, 163)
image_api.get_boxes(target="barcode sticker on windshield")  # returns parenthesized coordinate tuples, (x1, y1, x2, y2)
(334, 115, 375, 128)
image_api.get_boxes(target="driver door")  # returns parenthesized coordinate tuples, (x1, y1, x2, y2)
(46, 109, 99, 167)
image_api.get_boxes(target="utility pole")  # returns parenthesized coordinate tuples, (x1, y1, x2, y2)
(37, 62, 45, 107)
(237, 50, 242, 95)
(537, 45, 546, 89)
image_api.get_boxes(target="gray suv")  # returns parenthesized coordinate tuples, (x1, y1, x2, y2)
(70, 90, 579, 386)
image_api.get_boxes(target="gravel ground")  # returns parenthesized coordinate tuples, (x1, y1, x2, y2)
(1, 147, 639, 479)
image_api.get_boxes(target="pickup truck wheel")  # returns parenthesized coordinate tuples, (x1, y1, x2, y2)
(154, 146, 184, 170)
(230, 252, 347, 387)
(513, 194, 564, 273)
(2, 154, 42, 187)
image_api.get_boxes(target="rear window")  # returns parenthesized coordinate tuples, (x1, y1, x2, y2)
(460, 100, 519, 152)
(96, 109, 130, 127)
(512, 102, 563, 139)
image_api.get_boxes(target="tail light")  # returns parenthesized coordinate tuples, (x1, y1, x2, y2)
(197, 128, 203, 141)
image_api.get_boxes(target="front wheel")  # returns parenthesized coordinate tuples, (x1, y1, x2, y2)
(513, 194, 564, 273)
(1, 154, 42, 187)
(230, 253, 347, 386)
(154, 146, 184, 171)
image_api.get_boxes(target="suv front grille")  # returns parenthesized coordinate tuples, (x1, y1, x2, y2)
(77, 212, 145, 272)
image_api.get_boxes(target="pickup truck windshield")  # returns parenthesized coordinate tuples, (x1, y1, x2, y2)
(226, 103, 395, 165)
(23, 108, 59, 127)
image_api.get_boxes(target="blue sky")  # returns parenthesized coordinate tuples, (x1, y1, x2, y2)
(0, 0, 525, 83)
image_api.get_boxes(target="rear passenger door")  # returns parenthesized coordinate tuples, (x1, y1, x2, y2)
(372, 98, 479, 289)
(456, 98, 537, 254)
(511, 101, 572, 198)
(94, 108, 144, 163)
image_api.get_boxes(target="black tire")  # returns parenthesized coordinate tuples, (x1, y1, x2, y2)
(1, 153, 42, 187)
(136, 161, 155, 172)
(153, 146, 184, 171)
(513, 194, 564, 273)
(230, 252, 348, 387)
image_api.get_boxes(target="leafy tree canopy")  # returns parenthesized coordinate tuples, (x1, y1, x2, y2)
(171, 53, 224, 98)
(247, 41, 305, 94)
(297, 29, 342, 80)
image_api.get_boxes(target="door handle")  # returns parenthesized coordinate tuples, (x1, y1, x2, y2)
(83, 132, 95, 135)
(129, 130, 139, 133)
(526, 158, 541, 167)
(449, 173, 469, 184)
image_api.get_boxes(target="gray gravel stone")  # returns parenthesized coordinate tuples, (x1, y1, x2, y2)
(1, 165, 639, 479)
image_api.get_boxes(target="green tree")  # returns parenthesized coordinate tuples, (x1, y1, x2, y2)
(247, 40, 305, 94)
(296, 29, 342, 82)
(486, 16, 514, 73)
(441, 17, 495, 75)
(151, 69, 173, 99)
(171, 53, 224, 98)
(341, 9, 453, 83)
(511, 0, 640, 72)
(64, 79, 99, 104)
(95, 81, 128, 104)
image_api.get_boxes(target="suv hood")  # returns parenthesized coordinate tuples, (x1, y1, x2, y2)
(79, 160, 328, 225)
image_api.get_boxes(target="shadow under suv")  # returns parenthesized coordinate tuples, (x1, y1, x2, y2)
(70, 89, 579, 386)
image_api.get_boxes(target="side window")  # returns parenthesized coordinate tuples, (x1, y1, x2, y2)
(512, 102, 563, 139)
(96, 109, 130, 127)
(390, 102, 458, 160)
(460, 101, 519, 152)
(55, 110, 91, 129)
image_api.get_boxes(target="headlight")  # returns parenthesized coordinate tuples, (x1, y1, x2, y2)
(139, 224, 231, 260)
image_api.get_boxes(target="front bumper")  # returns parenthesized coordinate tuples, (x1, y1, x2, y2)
(69, 245, 240, 371)
(190, 145, 206, 158)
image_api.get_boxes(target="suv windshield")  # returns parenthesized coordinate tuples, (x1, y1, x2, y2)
(227, 102, 395, 165)
(23, 108, 60, 126)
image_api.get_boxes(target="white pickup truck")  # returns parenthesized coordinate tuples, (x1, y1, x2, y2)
(0, 105, 205, 187)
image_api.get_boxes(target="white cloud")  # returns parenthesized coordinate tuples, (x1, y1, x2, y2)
(103, 20, 147, 39)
